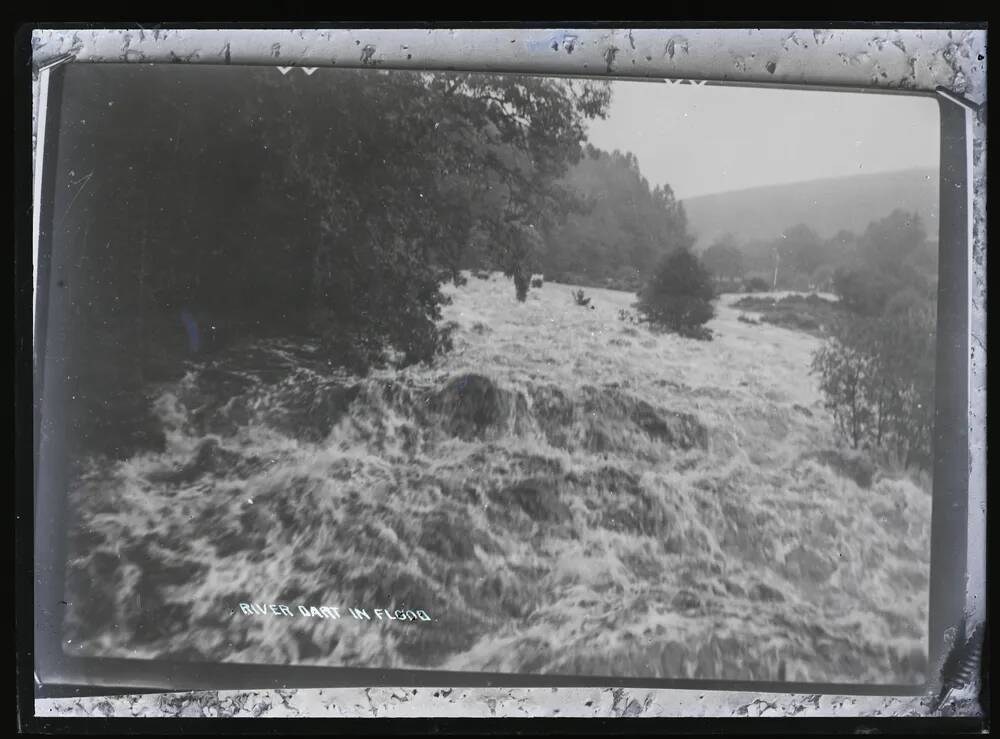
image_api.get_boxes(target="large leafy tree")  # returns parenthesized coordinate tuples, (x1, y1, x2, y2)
(781, 224, 825, 276)
(53, 65, 611, 455)
(831, 210, 935, 316)
(811, 297, 935, 468)
(859, 209, 928, 272)
(261, 70, 609, 296)
(701, 234, 745, 282)
(255, 69, 611, 365)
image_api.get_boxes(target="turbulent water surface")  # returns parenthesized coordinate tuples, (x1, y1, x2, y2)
(63, 275, 932, 684)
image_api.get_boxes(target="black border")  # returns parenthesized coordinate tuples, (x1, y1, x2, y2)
(12, 18, 993, 27)
(15, 22, 983, 729)
(14, 715, 993, 735)
(15, 22, 37, 734)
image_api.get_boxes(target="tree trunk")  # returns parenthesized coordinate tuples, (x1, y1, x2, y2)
(513, 268, 530, 302)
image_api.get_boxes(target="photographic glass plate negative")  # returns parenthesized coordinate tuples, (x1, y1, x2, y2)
(32, 60, 970, 695)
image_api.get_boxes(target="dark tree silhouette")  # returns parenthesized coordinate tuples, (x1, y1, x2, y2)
(48, 65, 611, 457)
(702, 235, 745, 282)
(635, 249, 715, 340)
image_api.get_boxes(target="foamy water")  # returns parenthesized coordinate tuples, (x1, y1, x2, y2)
(62, 275, 931, 684)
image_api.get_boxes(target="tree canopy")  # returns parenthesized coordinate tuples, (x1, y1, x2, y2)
(538, 145, 693, 290)
(701, 235, 745, 281)
(50, 65, 611, 456)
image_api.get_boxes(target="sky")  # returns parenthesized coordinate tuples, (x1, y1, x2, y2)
(585, 81, 940, 202)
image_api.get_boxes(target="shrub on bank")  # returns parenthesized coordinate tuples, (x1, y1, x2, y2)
(635, 249, 715, 341)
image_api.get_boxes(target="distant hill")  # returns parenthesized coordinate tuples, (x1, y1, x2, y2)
(682, 168, 938, 249)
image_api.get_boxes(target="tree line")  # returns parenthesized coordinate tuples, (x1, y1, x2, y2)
(810, 211, 937, 471)
(537, 145, 694, 291)
(50, 64, 937, 470)
(699, 210, 937, 296)
(696, 208, 938, 470)
(52, 65, 613, 458)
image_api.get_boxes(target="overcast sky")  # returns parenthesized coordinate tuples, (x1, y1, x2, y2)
(585, 81, 940, 202)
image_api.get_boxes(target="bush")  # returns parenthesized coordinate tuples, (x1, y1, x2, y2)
(832, 267, 889, 316)
(702, 239, 745, 282)
(761, 309, 820, 333)
(811, 318, 873, 450)
(807, 449, 876, 489)
(743, 276, 771, 293)
(811, 306, 935, 470)
(512, 269, 532, 302)
(811, 263, 836, 293)
(601, 273, 643, 292)
(635, 249, 715, 340)
(713, 278, 744, 294)
(531, 277, 544, 289)
(779, 271, 815, 292)
(618, 308, 638, 324)
(572, 289, 591, 307)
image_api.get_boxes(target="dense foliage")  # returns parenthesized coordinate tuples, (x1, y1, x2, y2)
(253, 69, 612, 361)
(52, 65, 610, 457)
(810, 211, 937, 470)
(712, 210, 937, 469)
(733, 294, 841, 336)
(538, 146, 694, 290)
(830, 211, 936, 314)
(811, 303, 935, 469)
(701, 235, 745, 284)
(715, 210, 937, 296)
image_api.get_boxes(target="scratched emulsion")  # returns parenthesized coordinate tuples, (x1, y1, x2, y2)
(61, 282, 931, 684)
(32, 683, 987, 718)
